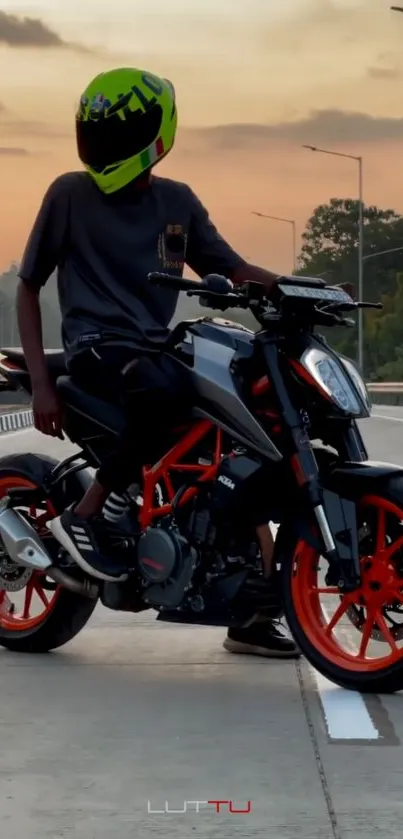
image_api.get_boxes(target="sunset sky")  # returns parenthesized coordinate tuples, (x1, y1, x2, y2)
(1, 0, 403, 274)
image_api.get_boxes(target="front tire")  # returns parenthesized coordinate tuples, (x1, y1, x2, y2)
(281, 482, 403, 693)
(0, 463, 97, 653)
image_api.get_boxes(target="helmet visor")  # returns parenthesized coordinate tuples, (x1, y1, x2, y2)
(76, 104, 163, 171)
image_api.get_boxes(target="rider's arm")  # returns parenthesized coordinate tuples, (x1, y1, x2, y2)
(185, 189, 246, 279)
(185, 189, 279, 293)
(17, 176, 70, 387)
(16, 284, 48, 388)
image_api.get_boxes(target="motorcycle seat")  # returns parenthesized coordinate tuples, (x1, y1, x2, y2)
(56, 375, 126, 435)
(1, 348, 67, 379)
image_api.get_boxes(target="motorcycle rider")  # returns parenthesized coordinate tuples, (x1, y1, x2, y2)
(16, 66, 299, 658)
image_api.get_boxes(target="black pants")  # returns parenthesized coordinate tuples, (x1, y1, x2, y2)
(68, 345, 193, 493)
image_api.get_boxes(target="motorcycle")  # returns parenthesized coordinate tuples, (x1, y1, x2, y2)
(0, 271, 403, 693)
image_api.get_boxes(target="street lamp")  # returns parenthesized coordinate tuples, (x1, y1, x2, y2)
(252, 211, 297, 273)
(363, 246, 403, 264)
(302, 144, 364, 372)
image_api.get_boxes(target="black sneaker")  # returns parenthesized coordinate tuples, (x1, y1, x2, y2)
(223, 620, 300, 659)
(49, 508, 131, 582)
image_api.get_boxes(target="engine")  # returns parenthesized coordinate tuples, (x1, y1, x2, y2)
(137, 522, 198, 609)
(136, 453, 272, 612)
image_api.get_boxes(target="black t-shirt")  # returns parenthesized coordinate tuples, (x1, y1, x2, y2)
(19, 171, 245, 363)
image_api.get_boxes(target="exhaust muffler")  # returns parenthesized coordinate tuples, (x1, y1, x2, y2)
(0, 506, 52, 571)
(47, 567, 99, 598)
(0, 505, 99, 599)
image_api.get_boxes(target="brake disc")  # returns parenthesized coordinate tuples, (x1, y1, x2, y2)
(0, 554, 33, 592)
(345, 602, 403, 641)
(344, 523, 403, 641)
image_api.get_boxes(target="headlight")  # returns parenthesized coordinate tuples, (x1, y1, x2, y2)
(340, 356, 372, 413)
(300, 348, 363, 415)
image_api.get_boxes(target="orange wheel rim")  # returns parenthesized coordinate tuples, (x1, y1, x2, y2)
(0, 476, 60, 632)
(291, 495, 403, 672)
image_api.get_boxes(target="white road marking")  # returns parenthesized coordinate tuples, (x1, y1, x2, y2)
(312, 669, 380, 740)
(371, 411, 403, 423)
(272, 525, 379, 740)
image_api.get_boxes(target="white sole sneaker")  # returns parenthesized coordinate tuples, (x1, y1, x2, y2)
(49, 515, 129, 583)
(222, 636, 300, 659)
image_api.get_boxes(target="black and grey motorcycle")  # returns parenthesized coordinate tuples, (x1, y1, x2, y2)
(1, 272, 403, 694)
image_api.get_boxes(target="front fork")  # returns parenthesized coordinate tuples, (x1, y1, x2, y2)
(315, 422, 366, 589)
(316, 492, 361, 590)
(262, 341, 364, 592)
(291, 431, 362, 591)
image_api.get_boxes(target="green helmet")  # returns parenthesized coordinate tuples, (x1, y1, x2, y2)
(75, 67, 177, 194)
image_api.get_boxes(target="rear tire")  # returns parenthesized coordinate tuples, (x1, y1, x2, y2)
(0, 588, 97, 653)
(281, 481, 403, 693)
(0, 461, 97, 653)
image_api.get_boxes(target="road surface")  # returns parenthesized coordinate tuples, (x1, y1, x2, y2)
(1, 408, 403, 838)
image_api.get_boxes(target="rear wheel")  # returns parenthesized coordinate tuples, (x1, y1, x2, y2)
(0, 472, 97, 653)
(283, 488, 403, 692)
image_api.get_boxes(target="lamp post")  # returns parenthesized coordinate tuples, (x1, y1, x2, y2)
(252, 211, 297, 273)
(363, 246, 403, 264)
(302, 144, 364, 372)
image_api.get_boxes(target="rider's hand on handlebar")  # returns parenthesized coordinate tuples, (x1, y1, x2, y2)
(201, 274, 234, 294)
(32, 381, 64, 439)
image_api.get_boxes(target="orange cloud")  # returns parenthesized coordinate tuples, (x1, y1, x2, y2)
(0, 10, 96, 53)
(0, 147, 29, 155)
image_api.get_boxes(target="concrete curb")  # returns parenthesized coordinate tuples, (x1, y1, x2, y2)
(0, 409, 34, 434)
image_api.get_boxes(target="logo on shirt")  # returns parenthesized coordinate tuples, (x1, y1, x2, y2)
(158, 224, 187, 271)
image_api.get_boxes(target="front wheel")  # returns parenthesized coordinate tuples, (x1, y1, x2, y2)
(282, 486, 403, 692)
(0, 469, 97, 653)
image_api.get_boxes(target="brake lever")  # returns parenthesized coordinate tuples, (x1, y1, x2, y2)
(186, 289, 249, 309)
(322, 300, 383, 313)
(321, 302, 357, 313)
(313, 308, 344, 326)
(313, 306, 356, 328)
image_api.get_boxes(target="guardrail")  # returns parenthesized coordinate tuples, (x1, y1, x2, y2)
(368, 383, 403, 392)
(367, 383, 403, 406)
(0, 409, 33, 434)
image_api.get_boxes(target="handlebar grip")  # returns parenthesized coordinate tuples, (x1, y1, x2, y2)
(201, 273, 233, 294)
(148, 271, 236, 297)
(148, 272, 198, 292)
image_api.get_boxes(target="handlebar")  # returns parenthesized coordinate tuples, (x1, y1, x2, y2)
(147, 271, 383, 329)
(148, 271, 250, 310)
(149, 273, 200, 292)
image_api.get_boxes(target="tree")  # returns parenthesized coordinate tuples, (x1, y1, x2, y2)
(368, 273, 403, 381)
(297, 198, 403, 376)
(298, 198, 403, 292)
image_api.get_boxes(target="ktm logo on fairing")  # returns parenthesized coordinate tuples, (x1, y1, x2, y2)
(217, 475, 235, 490)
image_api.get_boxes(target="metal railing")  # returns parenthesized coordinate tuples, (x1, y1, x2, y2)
(367, 383, 403, 406)
(368, 383, 403, 393)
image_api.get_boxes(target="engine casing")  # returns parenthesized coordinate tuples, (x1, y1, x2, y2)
(137, 522, 198, 609)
